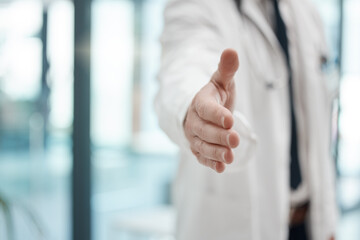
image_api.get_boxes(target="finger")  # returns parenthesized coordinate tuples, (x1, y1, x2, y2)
(192, 137, 234, 164)
(191, 115, 240, 148)
(213, 49, 239, 89)
(195, 98, 233, 129)
(196, 154, 226, 173)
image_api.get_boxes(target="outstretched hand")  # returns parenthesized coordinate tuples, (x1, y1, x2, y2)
(184, 49, 240, 173)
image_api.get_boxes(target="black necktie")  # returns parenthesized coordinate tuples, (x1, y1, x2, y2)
(272, 0, 302, 190)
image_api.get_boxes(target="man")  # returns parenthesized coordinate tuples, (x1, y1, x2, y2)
(155, 0, 338, 239)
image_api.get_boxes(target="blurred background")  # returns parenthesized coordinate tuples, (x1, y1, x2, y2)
(0, 0, 359, 239)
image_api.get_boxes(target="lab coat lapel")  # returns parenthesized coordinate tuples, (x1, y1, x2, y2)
(241, 0, 281, 54)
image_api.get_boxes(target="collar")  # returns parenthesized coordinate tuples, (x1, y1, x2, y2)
(241, 0, 282, 53)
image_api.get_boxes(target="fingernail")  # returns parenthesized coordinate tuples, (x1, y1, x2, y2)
(227, 134, 231, 146)
(222, 151, 226, 162)
(221, 116, 225, 128)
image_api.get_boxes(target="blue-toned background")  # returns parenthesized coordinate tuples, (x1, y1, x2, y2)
(0, 0, 359, 239)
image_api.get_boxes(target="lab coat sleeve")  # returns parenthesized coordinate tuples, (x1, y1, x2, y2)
(155, 0, 224, 149)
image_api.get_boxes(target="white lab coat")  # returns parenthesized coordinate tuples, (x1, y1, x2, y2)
(155, 0, 338, 239)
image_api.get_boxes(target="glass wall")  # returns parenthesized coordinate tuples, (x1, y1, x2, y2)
(0, 0, 73, 239)
(90, 0, 177, 239)
(337, 0, 360, 238)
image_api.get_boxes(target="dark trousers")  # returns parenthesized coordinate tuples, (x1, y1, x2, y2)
(288, 222, 308, 240)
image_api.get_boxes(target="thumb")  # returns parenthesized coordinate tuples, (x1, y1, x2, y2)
(214, 49, 239, 89)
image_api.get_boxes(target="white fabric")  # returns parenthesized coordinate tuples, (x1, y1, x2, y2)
(155, 0, 338, 239)
(257, 0, 312, 210)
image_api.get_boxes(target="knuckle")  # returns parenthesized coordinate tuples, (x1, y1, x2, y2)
(191, 149, 201, 160)
(212, 147, 220, 159)
(196, 101, 206, 118)
(199, 141, 206, 154)
(197, 124, 206, 138)
(191, 121, 198, 134)
(193, 138, 201, 151)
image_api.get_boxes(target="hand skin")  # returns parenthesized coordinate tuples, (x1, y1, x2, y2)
(183, 49, 240, 173)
